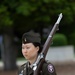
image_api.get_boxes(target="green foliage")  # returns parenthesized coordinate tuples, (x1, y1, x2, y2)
(0, 0, 75, 27)
(16, 2, 37, 16)
(69, 33, 75, 46)
(0, 5, 13, 27)
(0, 0, 75, 46)
(51, 33, 68, 46)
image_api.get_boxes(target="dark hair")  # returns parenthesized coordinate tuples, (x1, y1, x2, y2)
(32, 42, 42, 53)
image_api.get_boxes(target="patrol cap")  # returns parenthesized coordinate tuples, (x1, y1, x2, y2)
(22, 31, 41, 44)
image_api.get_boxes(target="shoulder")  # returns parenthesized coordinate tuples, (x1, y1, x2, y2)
(43, 60, 55, 68)
(42, 60, 57, 75)
(18, 62, 27, 73)
(21, 63, 27, 67)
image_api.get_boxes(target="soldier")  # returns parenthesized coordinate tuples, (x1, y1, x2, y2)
(18, 31, 57, 75)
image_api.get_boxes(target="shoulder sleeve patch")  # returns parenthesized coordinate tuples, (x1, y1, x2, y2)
(48, 64, 54, 73)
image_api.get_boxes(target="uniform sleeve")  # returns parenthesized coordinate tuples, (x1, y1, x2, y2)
(18, 64, 25, 75)
(18, 66, 23, 75)
(42, 62, 57, 75)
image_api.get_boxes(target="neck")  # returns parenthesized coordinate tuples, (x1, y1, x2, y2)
(29, 54, 38, 65)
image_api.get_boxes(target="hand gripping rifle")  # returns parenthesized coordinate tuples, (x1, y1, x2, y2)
(32, 13, 63, 75)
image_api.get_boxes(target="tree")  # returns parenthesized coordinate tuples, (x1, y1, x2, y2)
(15, 0, 75, 45)
(0, 1, 17, 70)
(0, 0, 75, 70)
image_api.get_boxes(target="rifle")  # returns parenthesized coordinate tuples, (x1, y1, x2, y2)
(32, 13, 63, 75)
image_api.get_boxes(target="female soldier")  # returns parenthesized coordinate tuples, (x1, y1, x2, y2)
(18, 31, 57, 75)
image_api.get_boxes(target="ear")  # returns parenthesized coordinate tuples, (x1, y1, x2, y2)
(36, 46, 39, 52)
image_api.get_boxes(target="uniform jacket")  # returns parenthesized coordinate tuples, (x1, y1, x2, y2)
(18, 60, 57, 75)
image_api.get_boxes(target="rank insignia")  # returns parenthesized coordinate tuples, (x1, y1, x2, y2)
(25, 38, 26, 42)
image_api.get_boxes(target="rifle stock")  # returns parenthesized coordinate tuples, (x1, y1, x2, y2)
(33, 13, 63, 75)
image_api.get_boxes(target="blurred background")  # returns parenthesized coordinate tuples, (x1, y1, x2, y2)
(0, 0, 75, 75)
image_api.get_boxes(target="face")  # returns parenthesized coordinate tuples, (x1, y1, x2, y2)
(22, 43, 39, 61)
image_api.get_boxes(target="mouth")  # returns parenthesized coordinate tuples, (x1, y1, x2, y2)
(25, 54, 28, 57)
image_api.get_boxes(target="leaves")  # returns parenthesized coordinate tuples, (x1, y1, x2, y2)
(16, 2, 37, 16)
(0, 5, 7, 13)
(0, 0, 75, 33)
(0, 5, 13, 26)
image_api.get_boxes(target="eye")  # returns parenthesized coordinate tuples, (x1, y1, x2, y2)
(26, 46, 30, 49)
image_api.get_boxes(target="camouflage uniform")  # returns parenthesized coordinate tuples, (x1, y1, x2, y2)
(18, 60, 57, 75)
